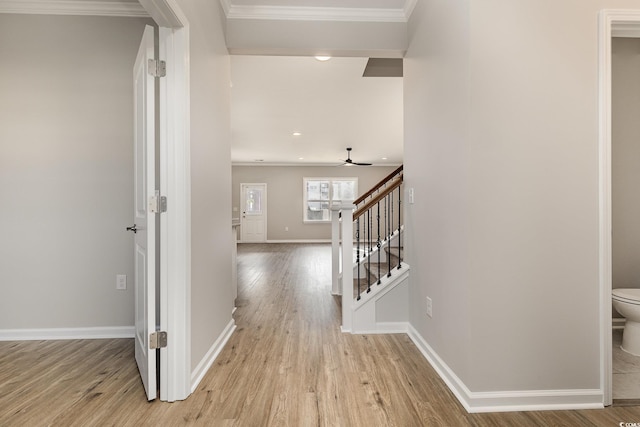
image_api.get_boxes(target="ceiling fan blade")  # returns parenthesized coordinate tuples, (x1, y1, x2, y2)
(342, 147, 372, 166)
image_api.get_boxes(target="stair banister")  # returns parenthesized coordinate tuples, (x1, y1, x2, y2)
(331, 165, 404, 333)
(353, 175, 403, 220)
(353, 165, 403, 206)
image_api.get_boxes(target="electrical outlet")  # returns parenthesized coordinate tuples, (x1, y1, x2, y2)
(285, 226, 289, 232)
(426, 296, 433, 318)
(116, 274, 127, 290)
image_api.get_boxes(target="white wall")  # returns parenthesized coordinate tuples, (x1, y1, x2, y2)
(404, 0, 640, 407)
(404, 0, 472, 387)
(232, 165, 397, 241)
(174, 0, 235, 371)
(612, 37, 640, 291)
(0, 14, 151, 331)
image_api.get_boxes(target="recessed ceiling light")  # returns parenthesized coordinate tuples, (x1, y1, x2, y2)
(292, 132, 302, 136)
(315, 56, 331, 61)
(298, 157, 304, 160)
(381, 157, 388, 160)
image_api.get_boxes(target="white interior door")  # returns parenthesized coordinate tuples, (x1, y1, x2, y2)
(132, 24, 157, 401)
(240, 183, 267, 242)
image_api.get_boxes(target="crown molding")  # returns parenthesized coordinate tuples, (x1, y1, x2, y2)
(612, 22, 640, 37)
(220, 0, 415, 23)
(403, 0, 417, 21)
(232, 162, 401, 167)
(0, 0, 149, 17)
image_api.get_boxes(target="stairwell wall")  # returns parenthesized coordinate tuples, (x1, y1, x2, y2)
(404, 0, 640, 410)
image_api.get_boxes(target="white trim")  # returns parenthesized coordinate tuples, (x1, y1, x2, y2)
(353, 264, 410, 310)
(232, 162, 402, 167)
(403, 0, 417, 21)
(219, 0, 410, 23)
(350, 267, 409, 334)
(0, 326, 134, 341)
(612, 22, 640, 37)
(144, 0, 191, 403)
(598, 9, 640, 408)
(408, 325, 604, 413)
(262, 239, 331, 244)
(139, 0, 183, 27)
(352, 322, 408, 335)
(303, 177, 358, 223)
(340, 204, 355, 332)
(331, 206, 341, 295)
(190, 320, 237, 393)
(0, 0, 149, 17)
(160, 23, 191, 403)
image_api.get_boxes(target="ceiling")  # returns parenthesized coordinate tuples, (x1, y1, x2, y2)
(230, 55, 403, 166)
(228, 0, 409, 166)
(0, 0, 407, 166)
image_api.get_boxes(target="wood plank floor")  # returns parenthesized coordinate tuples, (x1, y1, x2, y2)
(1, 243, 639, 426)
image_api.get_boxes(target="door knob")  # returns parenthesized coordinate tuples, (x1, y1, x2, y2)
(126, 224, 138, 234)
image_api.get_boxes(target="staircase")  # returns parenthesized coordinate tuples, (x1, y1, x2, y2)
(331, 166, 410, 333)
(353, 229, 404, 299)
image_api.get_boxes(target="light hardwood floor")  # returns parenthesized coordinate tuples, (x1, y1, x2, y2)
(1, 243, 639, 426)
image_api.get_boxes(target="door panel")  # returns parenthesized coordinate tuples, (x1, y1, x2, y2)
(240, 183, 267, 242)
(133, 24, 156, 401)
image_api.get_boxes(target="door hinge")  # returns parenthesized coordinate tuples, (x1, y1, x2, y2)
(149, 192, 167, 213)
(149, 331, 167, 349)
(148, 59, 166, 77)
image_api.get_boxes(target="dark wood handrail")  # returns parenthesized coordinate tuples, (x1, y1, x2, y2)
(353, 175, 403, 220)
(353, 165, 403, 206)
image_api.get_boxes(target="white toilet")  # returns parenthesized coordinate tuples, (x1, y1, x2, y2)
(612, 288, 640, 356)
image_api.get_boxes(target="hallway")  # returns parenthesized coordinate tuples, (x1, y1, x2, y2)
(1, 243, 640, 425)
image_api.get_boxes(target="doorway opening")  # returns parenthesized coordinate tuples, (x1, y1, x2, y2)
(598, 9, 640, 406)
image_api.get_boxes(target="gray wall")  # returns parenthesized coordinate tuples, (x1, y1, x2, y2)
(232, 165, 397, 241)
(0, 14, 151, 330)
(404, 0, 640, 395)
(612, 37, 640, 292)
(176, 0, 235, 371)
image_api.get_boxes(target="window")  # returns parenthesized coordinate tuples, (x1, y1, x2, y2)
(303, 177, 358, 222)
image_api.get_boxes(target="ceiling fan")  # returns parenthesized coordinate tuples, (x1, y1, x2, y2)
(341, 147, 372, 166)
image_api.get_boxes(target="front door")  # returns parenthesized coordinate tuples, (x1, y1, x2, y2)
(132, 24, 157, 401)
(240, 183, 267, 242)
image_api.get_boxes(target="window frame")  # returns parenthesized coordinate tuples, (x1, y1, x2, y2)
(303, 177, 358, 223)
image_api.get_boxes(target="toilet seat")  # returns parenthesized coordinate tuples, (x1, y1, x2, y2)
(612, 288, 640, 305)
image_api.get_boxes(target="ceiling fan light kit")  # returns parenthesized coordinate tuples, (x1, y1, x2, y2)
(343, 147, 372, 166)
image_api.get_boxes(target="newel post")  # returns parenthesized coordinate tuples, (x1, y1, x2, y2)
(330, 206, 341, 296)
(339, 203, 355, 333)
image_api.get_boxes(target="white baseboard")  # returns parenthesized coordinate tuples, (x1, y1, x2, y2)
(353, 321, 408, 334)
(407, 325, 603, 413)
(265, 239, 331, 243)
(191, 319, 237, 393)
(239, 239, 330, 244)
(0, 326, 135, 341)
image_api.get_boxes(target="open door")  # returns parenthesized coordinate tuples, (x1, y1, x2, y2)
(131, 24, 157, 401)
